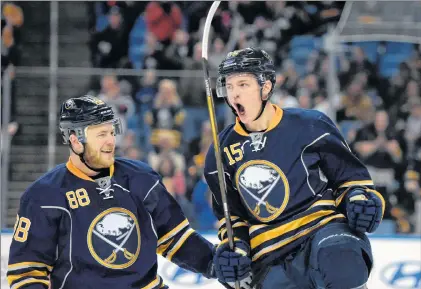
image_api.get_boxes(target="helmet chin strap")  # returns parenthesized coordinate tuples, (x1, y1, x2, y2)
(253, 88, 268, 121)
(69, 143, 104, 173)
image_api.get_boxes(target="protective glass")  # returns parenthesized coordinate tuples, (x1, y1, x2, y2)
(74, 118, 123, 144)
(216, 73, 263, 99)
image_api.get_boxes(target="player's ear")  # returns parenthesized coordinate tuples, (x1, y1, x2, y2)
(69, 133, 83, 154)
(262, 80, 272, 100)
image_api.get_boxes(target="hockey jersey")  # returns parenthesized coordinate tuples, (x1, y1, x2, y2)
(8, 158, 214, 289)
(204, 105, 384, 269)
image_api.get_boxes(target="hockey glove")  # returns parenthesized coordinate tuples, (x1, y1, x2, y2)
(346, 188, 384, 233)
(213, 239, 252, 287)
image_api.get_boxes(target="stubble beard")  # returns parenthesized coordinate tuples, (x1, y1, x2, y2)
(84, 144, 115, 169)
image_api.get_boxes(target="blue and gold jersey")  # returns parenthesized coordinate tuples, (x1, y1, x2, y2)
(204, 105, 384, 268)
(8, 158, 214, 289)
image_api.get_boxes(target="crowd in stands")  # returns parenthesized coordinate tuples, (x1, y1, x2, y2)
(2, 2, 420, 234)
(1, 2, 23, 138)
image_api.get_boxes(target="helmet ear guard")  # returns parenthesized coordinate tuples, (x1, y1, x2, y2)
(60, 126, 86, 145)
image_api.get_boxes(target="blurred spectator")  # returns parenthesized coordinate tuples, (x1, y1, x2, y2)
(297, 89, 312, 109)
(135, 69, 158, 150)
(336, 78, 374, 123)
(1, 23, 19, 136)
(144, 78, 185, 149)
(344, 46, 377, 88)
(180, 41, 226, 145)
(157, 156, 185, 196)
(408, 46, 421, 77)
(98, 74, 135, 147)
(278, 60, 300, 96)
(313, 89, 332, 116)
(302, 73, 321, 96)
(1, 3, 23, 138)
(390, 79, 420, 124)
(272, 89, 299, 109)
(398, 97, 421, 162)
(2, 3, 23, 42)
(148, 134, 185, 174)
(352, 109, 404, 219)
(235, 13, 278, 57)
(387, 62, 414, 109)
(164, 29, 189, 60)
(142, 32, 183, 71)
(390, 206, 412, 234)
(208, 37, 228, 70)
(191, 176, 218, 231)
(136, 69, 158, 112)
(183, 2, 212, 36)
(145, 1, 183, 45)
(119, 129, 139, 157)
(90, 6, 127, 68)
(235, 1, 272, 25)
(186, 121, 213, 200)
(122, 146, 145, 162)
(390, 169, 420, 233)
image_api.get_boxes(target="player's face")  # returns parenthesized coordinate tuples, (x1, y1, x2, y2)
(84, 122, 116, 168)
(226, 74, 263, 124)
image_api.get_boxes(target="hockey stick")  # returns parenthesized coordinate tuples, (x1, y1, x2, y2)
(202, 2, 240, 289)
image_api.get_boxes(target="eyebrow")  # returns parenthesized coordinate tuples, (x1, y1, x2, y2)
(227, 79, 248, 85)
(96, 129, 113, 135)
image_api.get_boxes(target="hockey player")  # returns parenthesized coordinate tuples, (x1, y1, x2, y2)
(206, 48, 385, 289)
(7, 96, 249, 289)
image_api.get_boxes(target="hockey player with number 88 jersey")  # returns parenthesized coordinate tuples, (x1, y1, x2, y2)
(205, 48, 385, 289)
(7, 96, 249, 289)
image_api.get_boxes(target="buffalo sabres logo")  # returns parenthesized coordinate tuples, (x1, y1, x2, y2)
(235, 160, 289, 222)
(64, 99, 76, 109)
(87, 208, 141, 269)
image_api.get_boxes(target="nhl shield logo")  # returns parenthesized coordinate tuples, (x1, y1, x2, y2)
(87, 208, 141, 269)
(235, 160, 290, 222)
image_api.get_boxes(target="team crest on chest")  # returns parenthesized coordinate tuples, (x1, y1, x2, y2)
(241, 132, 268, 153)
(249, 132, 267, 152)
(87, 208, 141, 269)
(235, 160, 289, 222)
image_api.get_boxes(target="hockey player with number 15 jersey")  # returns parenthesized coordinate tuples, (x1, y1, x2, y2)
(206, 48, 385, 289)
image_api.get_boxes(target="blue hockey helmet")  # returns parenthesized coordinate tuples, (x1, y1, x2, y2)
(59, 95, 123, 144)
(216, 47, 276, 120)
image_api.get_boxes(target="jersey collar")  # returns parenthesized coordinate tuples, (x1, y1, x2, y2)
(66, 158, 114, 182)
(234, 104, 283, 136)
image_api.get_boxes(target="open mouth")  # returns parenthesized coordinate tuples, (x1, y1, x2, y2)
(101, 150, 114, 154)
(235, 103, 245, 115)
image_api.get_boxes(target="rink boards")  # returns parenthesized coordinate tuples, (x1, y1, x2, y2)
(1, 232, 420, 289)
